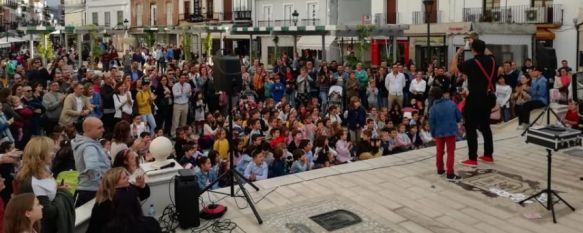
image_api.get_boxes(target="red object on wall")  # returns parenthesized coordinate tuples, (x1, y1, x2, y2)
(371, 40, 379, 65)
(398, 40, 410, 66)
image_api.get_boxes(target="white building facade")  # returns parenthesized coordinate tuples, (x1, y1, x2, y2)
(252, 0, 372, 63)
(392, 0, 582, 69)
(85, 0, 131, 28)
(64, 0, 86, 26)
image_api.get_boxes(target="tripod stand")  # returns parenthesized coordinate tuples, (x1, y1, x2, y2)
(521, 105, 565, 137)
(519, 105, 575, 223)
(518, 148, 575, 223)
(199, 92, 263, 224)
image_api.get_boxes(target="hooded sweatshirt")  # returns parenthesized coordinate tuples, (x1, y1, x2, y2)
(72, 135, 111, 191)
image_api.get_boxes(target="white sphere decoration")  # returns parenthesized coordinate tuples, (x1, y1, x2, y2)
(149, 136, 173, 162)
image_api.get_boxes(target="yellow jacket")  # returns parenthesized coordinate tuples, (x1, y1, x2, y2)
(136, 89, 152, 115)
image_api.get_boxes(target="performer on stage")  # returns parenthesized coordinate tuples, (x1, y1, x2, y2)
(449, 39, 496, 167)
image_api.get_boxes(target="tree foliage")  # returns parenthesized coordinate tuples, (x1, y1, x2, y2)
(356, 25, 373, 63)
(203, 33, 213, 57)
(182, 31, 192, 61)
(36, 33, 55, 64)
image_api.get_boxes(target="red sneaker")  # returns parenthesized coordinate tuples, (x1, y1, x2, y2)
(459, 159, 477, 167)
(478, 156, 494, 163)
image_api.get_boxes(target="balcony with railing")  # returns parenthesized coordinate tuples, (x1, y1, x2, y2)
(1, 0, 19, 9)
(462, 4, 563, 24)
(412, 10, 443, 24)
(256, 18, 320, 27)
(233, 10, 252, 21)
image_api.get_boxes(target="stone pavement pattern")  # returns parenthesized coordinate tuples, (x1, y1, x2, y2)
(188, 131, 583, 233)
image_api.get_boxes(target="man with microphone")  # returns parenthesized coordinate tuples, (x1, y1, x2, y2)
(449, 38, 496, 167)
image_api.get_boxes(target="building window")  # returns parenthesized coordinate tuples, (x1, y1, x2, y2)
(166, 2, 173, 25)
(117, 10, 123, 25)
(104, 12, 111, 27)
(483, 0, 500, 9)
(206, 0, 213, 19)
(307, 2, 318, 22)
(92, 12, 98, 25)
(283, 4, 293, 25)
(136, 4, 143, 26)
(184, 1, 190, 17)
(233, 0, 248, 11)
(532, 0, 553, 7)
(263, 5, 272, 21)
(151, 4, 157, 25)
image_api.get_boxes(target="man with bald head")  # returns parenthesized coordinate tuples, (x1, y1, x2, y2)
(71, 117, 110, 207)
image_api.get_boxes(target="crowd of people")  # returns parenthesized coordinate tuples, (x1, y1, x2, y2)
(0, 36, 576, 233)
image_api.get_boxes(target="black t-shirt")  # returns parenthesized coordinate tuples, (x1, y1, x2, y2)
(458, 55, 497, 100)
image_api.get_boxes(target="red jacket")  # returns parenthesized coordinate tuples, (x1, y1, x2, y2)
(270, 136, 286, 149)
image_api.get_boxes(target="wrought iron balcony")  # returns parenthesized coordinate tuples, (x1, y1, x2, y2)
(1, 0, 18, 9)
(234, 10, 251, 21)
(257, 18, 320, 27)
(462, 4, 563, 24)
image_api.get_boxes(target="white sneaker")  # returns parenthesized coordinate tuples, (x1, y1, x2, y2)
(516, 123, 528, 130)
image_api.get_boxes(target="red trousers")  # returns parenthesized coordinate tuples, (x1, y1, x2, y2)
(435, 136, 456, 175)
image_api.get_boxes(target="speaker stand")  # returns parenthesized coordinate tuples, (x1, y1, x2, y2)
(199, 91, 263, 224)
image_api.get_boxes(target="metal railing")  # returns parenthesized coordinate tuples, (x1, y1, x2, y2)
(257, 18, 320, 27)
(1, 0, 18, 9)
(412, 10, 443, 24)
(233, 10, 252, 21)
(462, 4, 563, 24)
(301, 18, 320, 26)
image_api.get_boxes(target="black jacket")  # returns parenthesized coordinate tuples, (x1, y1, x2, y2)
(87, 185, 150, 233)
(17, 176, 75, 233)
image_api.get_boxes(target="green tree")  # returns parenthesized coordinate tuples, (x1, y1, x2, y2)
(356, 25, 373, 63)
(89, 30, 101, 67)
(182, 31, 193, 61)
(202, 33, 213, 58)
(145, 31, 156, 48)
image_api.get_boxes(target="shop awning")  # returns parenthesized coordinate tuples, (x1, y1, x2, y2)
(472, 23, 536, 35)
(404, 22, 471, 36)
(297, 35, 336, 50)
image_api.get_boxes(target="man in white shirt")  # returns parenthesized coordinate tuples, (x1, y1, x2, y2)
(385, 64, 406, 109)
(171, 74, 192, 138)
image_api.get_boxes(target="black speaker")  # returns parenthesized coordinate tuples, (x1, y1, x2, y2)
(174, 169, 200, 228)
(212, 55, 242, 94)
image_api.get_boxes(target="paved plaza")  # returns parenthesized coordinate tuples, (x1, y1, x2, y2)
(193, 130, 583, 233)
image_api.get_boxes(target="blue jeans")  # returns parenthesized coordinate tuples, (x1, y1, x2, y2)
(286, 91, 296, 107)
(142, 113, 157, 133)
(319, 91, 328, 110)
(501, 106, 511, 122)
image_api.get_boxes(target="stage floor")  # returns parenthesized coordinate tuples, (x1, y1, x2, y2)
(187, 131, 583, 233)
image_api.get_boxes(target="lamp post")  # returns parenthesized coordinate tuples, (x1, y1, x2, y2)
(292, 10, 299, 55)
(423, 0, 434, 70)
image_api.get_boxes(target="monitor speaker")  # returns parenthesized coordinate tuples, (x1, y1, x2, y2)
(174, 169, 200, 228)
(213, 55, 242, 94)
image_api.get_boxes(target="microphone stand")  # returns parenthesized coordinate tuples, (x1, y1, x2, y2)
(199, 89, 263, 224)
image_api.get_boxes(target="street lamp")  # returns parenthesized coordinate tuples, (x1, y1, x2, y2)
(292, 10, 299, 26)
(423, 0, 434, 70)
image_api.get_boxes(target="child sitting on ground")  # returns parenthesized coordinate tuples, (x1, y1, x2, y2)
(244, 149, 268, 182)
(290, 149, 309, 174)
(564, 100, 582, 130)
